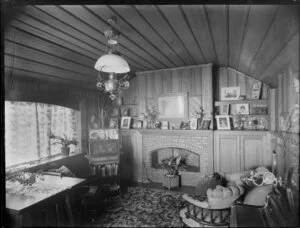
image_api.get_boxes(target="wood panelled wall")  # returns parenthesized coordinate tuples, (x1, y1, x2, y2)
(122, 65, 269, 124)
(269, 64, 299, 131)
(216, 67, 268, 101)
(123, 64, 214, 125)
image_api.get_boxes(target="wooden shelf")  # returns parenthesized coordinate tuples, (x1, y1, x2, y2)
(120, 104, 137, 107)
(215, 99, 268, 106)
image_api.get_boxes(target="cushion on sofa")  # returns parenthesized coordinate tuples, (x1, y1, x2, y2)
(207, 185, 245, 209)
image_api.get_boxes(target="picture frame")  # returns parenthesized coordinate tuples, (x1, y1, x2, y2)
(190, 118, 198, 130)
(111, 108, 119, 117)
(109, 118, 118, 129)
(200, 119, 211, 130)
(161, 121, 169, 130)
(158, 93, 188, 119)
(220, 104, 230, 115)
(220, 87, 240, 101)
(251, 82, 262, 99)
(236, 103, 250, 115)
(216, 115, 232, 130)
(121, 117, 131, 129)
(251, 104, 268, 115)
(136, 120, 143, 129)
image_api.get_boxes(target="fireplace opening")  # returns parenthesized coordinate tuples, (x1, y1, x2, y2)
(151, 147, 200, 172)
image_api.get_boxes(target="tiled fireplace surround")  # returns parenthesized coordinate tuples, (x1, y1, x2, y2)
(141, 130, 214, 186)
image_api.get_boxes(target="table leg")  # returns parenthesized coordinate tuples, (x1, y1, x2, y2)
(65, 191, 75, 227)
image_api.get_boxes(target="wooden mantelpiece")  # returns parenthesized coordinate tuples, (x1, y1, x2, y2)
(137, 129, 214, 136)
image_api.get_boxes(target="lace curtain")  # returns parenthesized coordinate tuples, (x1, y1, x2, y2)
(5, 101, 81, 167)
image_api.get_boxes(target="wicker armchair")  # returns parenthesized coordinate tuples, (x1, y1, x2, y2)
(180, 184, 244, 227)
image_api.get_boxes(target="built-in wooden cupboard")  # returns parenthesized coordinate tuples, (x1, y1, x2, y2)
(214, 130, 272, 174)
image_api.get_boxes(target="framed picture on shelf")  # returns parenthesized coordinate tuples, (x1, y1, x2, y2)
(220, 104, 230, 115)
(109, 118, 119, 129)
(251, 82, 262, 99)
(111, 108, 119, 117)
(161, 121, 169, 130)
(216, 115, 232, 130)
(221, 87, 240, 101)
(190, 118, 198, 130)
(251, 104, 268, 115)
(200, 119, 211, 130)
(236, 104, 250, 115)
(121, 117, 131, 129)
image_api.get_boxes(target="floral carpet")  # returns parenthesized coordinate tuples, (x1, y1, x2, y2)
(96, 187, 186, 227)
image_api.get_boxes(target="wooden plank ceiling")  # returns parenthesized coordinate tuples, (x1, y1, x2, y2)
(4, 5, 299, 88)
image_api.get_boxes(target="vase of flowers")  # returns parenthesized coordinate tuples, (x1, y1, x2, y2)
(161, 155, 187, 176)
(140, 106, 159, 129)
(191, 106, 205, 126)
(49, 133, 78, 156)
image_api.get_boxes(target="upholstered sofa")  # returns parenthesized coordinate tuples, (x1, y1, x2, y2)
(180, 167, 274, 227)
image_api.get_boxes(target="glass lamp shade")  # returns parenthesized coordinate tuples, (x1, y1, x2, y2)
(104, 78, 118, 92)
(94, 53, 130, 73)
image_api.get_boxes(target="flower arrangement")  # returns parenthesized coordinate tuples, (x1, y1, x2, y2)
(140, 106, 159, 121)
(49, 133, 78, 148)
(191, 106, 205, 119)
(161, 155, 187, 176)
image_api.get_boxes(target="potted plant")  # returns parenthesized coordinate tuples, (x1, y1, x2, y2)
(161, 155, 187, 177)
(49, 133, 77, 156)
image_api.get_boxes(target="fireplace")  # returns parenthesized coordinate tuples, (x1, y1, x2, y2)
(140, 130, 213, 186)
(151, 147, 200, 172)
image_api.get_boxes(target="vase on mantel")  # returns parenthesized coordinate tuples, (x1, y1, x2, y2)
(147, 120, 154, 129)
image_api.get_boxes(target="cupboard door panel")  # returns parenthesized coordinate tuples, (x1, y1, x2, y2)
(241, 135, 269, 170)
(215, 133, 240, 173)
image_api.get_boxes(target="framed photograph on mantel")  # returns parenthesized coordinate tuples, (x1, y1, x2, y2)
(121, 117, 131, 129)
(200, 118, 211, 130)
(190, 118, 198, 130)
(161, 121, 169, 130)
(221, 87, 240, 101)
(215, 115, 232, 130)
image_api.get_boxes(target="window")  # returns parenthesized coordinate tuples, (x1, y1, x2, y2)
(5, 101, 81, 167)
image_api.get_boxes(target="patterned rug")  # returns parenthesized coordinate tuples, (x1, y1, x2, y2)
(96, 187, 186, 227)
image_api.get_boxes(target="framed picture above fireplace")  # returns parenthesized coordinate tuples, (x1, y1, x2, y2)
(158, 93, 188, 119)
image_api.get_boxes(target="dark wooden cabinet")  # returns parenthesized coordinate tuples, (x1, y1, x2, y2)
(86, 131, 121, 195)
